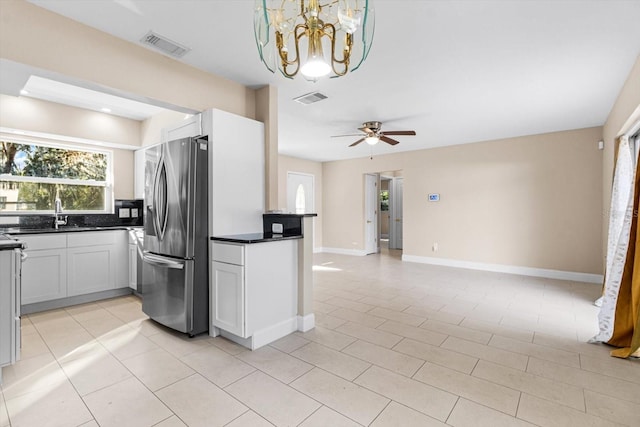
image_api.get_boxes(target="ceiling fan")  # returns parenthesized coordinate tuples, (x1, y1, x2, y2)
(332, 121, 417, 147)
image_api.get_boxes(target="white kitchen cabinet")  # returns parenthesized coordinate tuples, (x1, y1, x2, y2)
(129, 243, 137, 290)
(1, 248, 21, 384)
(66, 231, 127, 296)
(210, 239, 298, 349)
(211, 261, 245, 337)
(134, 148, 146, 200)
(204, 109, 265, 236)
(67, 245, 116, 296)
(128, 229, 142, 291)
(20, 234, 67, 305)
(19, 230, 129, 306)
(161, 113, 202, 143)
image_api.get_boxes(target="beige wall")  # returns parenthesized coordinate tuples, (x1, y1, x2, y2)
(278, 155, 323, 249)
(0, 94, 141, 146)
(256, 86, 279, 211)
(323, 127, 604, 274)
(601, 55, 640, 266)
(0, 94, 138, 199)
(140, 110, 187, 147)
(0, 0, 256, 119)
(0, 1, 278, 201)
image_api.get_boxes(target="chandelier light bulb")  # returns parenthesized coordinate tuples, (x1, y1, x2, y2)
(300, 58, 331, 78)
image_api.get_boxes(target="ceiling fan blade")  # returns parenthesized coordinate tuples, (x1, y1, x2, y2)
(349, 138, 366, 147)
(331, 133, 365, 138)
(381, 130, 416, 136)
(380, 135, 400, 145)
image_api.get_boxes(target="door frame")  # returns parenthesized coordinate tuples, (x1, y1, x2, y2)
(389, 177, 403, 250)
(364, 173, 379, 255)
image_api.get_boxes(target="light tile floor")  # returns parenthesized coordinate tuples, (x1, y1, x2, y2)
(2, 248, 639, 426)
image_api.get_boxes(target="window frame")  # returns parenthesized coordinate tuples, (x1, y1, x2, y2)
(0, 137, 114, 215)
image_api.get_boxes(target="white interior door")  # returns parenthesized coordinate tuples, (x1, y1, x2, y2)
(287, 172, 314, 214)
(364, 174, 378, 254)
(390, 177, 404, 250)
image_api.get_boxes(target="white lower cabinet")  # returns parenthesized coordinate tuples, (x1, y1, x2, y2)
(20, 234, 67, 305)
(68, 230, 119, 296)
(67, 245, 116, 296)
(20, 230, 129, 305)
(1, 248, 21, 384)
(211, 261, 244, 337)
(129, 244, 137, 290)
(210, 239, 298, 349)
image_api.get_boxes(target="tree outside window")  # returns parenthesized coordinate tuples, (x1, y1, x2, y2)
(0, 140, 111, 213)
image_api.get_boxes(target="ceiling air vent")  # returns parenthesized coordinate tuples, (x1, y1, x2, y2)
(293, 92, 328, 105)
(140, 31, 190, 58)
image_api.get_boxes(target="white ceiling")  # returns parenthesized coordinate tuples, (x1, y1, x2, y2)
(13, 0, 640, 161)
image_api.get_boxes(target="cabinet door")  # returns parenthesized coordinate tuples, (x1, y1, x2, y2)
(21, 249, 67, 304)
(162, 114, 202, 142)
(134, 148, 146, 200)
(211, 261, 244, 337)
(67, 245, 115, 296)
(128, 244, 137, 290)
(0, 251, 11, 366)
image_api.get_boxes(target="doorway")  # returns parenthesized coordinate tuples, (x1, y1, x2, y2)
(364, 173, 378, 255)
(370, 171, 403, 255)
(389, 177, 403, 250)
(364, 171, 403, 255)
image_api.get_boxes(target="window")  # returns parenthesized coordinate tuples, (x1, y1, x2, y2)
(295, 184, 305, 214)
(0, 140, 112, 213)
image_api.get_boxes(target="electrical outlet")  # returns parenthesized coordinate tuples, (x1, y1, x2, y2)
(432, 242, 438, 252)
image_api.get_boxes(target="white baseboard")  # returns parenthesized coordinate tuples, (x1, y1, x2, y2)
(319, 247, 368, 256)
(297, 314, 315, 332)
(219, 317, 298, 350)
(402, 254, 603, 284)
(251, 317, 298, 350)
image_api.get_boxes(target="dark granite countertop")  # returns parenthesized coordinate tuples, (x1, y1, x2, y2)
(0, 225, 142, 235)
(211, 232, 302, 244)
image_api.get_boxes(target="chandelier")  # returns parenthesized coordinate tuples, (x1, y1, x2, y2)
(254, 0, 375, 80)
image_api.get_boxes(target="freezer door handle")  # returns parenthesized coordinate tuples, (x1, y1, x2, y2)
(142, 253, 185, 270)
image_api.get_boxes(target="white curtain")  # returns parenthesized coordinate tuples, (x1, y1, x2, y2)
(593, 136, 635, 343)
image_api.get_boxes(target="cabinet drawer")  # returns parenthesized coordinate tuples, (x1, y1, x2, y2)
(68, 231, 118, 247)
(20, 234, 66, 251)
(211, 242, 244, 265)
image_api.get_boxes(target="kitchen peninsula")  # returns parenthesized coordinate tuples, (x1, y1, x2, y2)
(209, 213, 317, 350)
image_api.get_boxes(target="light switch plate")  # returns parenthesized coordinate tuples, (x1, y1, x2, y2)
(118, 208, 130, 218)
(272, 223, 284, 234)
(131, 208, 139, 217)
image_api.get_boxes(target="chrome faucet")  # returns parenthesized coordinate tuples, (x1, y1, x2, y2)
(53, 198, 67, 229)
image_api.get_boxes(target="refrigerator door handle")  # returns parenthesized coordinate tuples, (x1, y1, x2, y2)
(152, 155, 169, 241)
(142, 253, 185, 270)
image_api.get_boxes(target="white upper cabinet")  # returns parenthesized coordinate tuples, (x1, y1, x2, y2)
(161, 113, 202, 143)
(203, 109, 265, 236)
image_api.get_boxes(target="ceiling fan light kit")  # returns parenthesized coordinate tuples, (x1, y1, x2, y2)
(254, 0, 375, 80)
(365, 136, 379, 145)
(336, 121, 417, 147)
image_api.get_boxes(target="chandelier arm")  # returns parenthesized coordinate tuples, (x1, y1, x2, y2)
(323, 23, 350, 76)
(299, 0, 308, 22)
(277, 24, 307, 78)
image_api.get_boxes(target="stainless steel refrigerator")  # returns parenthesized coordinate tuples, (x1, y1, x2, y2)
(141, 136, 209, 336)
